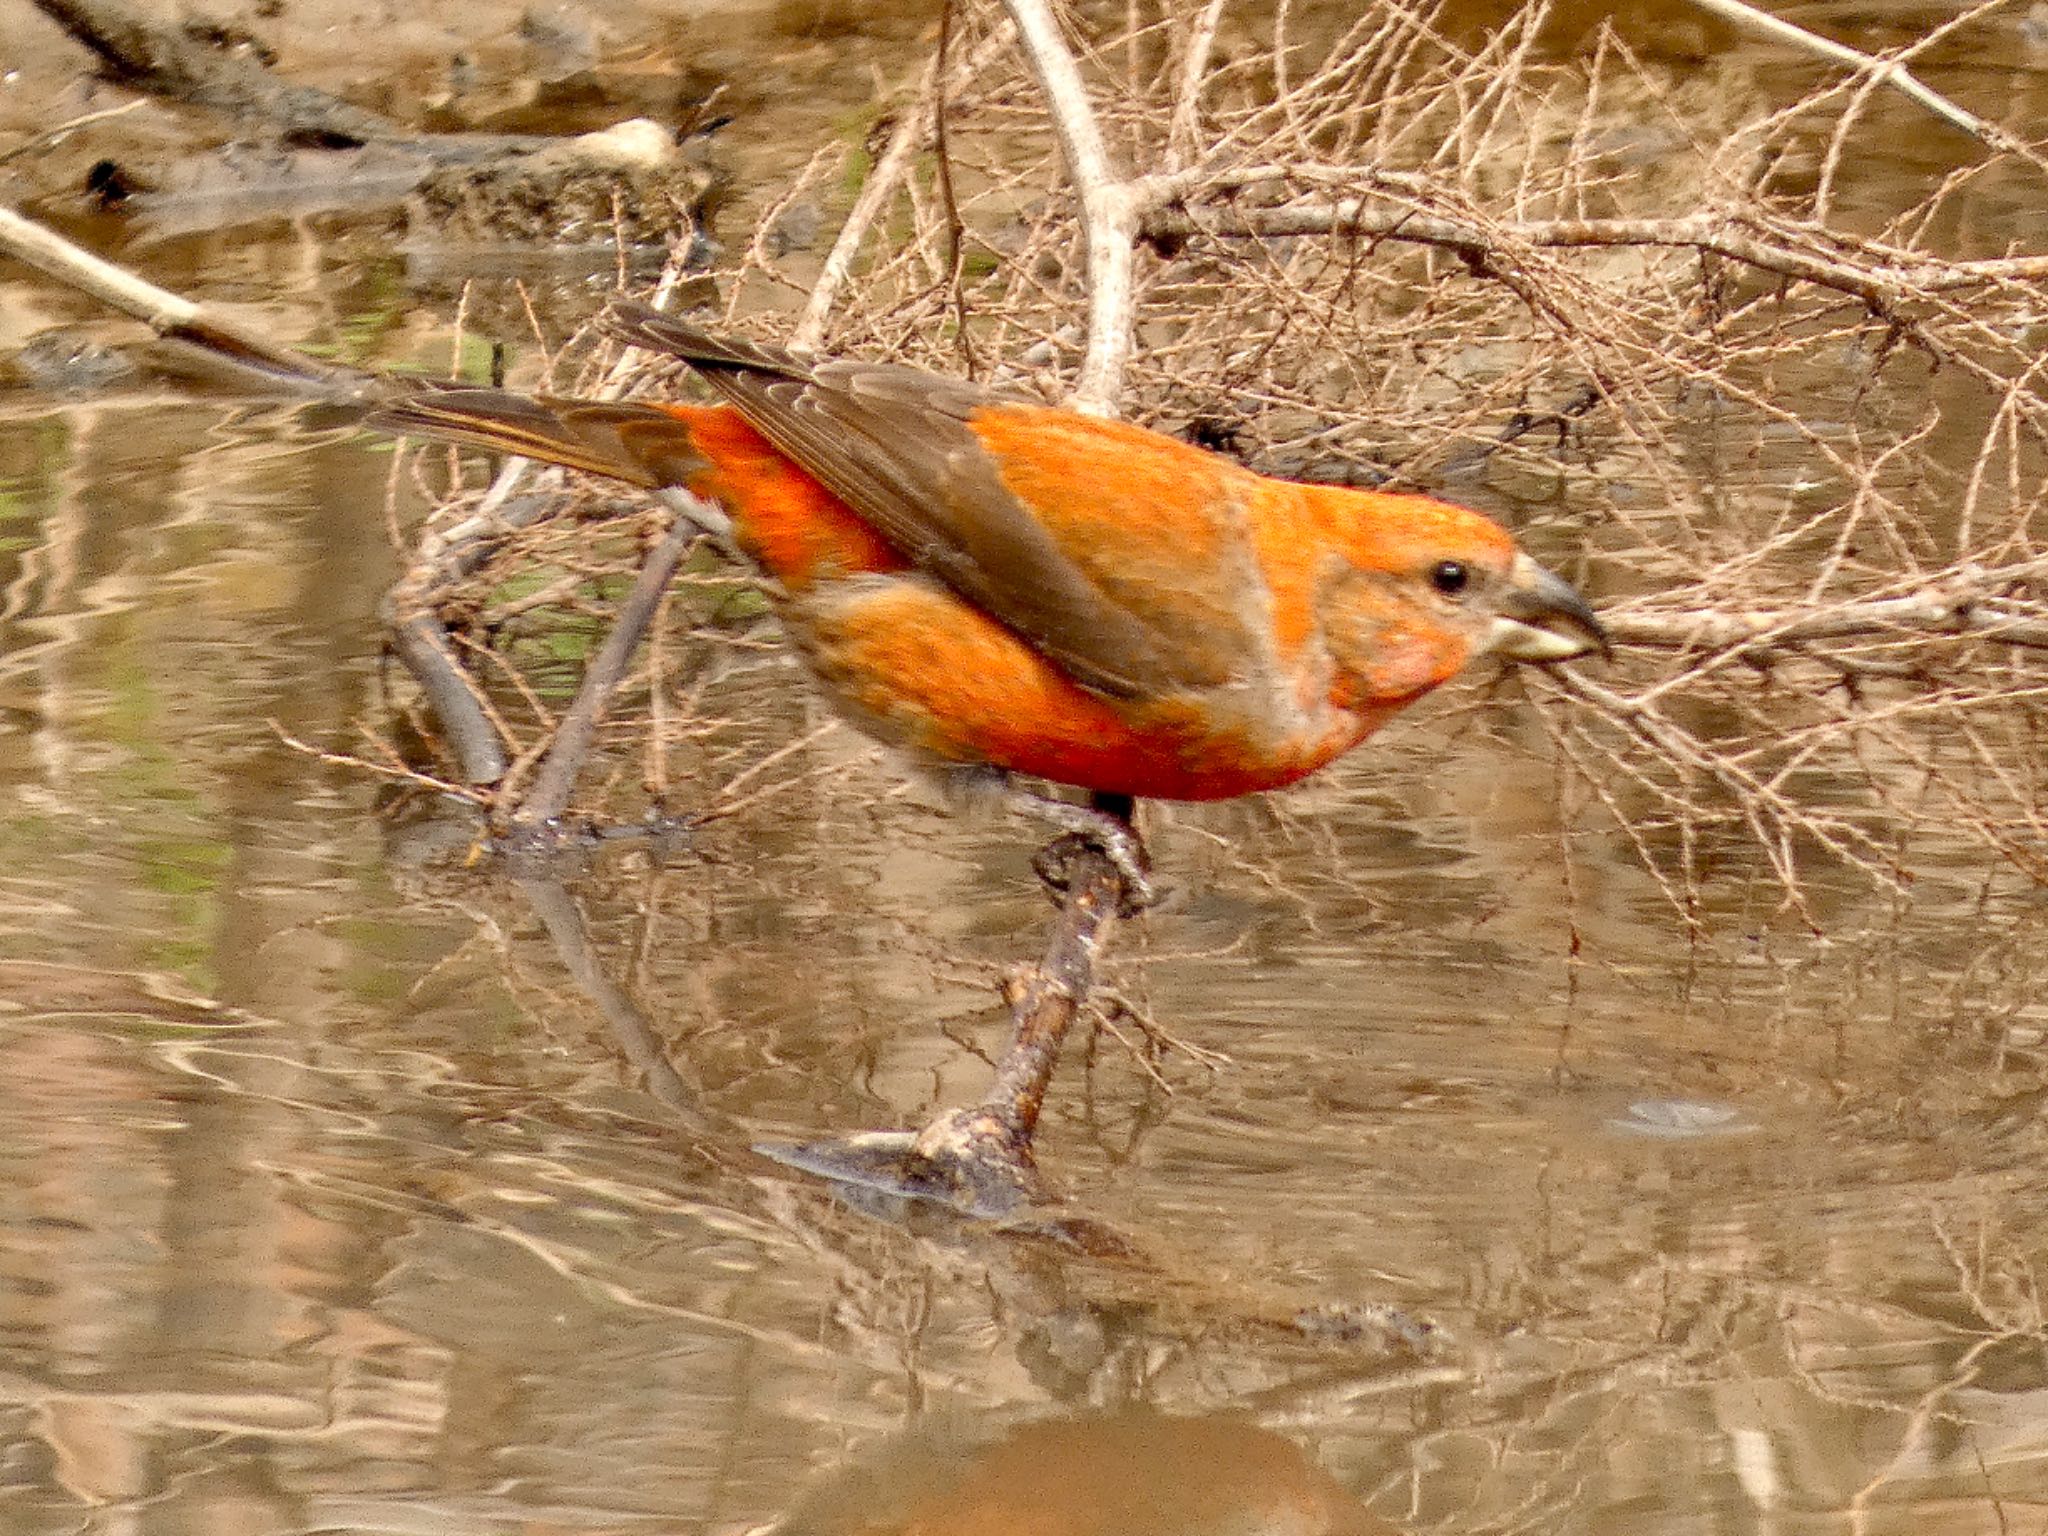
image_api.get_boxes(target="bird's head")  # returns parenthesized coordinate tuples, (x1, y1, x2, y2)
(1312, 490, 1606, 710)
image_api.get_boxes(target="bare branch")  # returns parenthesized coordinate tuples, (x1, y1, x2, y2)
(1141, 198, 2048, 307)
(508, 512, 711, 834)
(795, 26, 1016, 350)
(1608, 565, 2048, 654)
(1000, 0, 1142, 413)
(1167, 0, 1229, 169)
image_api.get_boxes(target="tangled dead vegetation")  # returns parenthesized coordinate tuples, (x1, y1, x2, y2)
(383, 0, 2048, 930)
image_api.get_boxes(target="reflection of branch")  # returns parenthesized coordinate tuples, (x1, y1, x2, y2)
(514, 875, 716, 1133)
(498, 870, 1446, 1355)
(0, 201, 532, 782)
(1683, 0, 2040, 165)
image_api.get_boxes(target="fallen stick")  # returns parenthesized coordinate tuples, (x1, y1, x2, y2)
(29, 0, 550, 160)
(0, 201, 375, 398)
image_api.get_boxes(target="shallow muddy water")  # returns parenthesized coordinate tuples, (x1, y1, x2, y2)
(3, 1, 2048, 1532)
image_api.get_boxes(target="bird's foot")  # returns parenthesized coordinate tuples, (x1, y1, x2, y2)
(1022, 802, 1154, 918)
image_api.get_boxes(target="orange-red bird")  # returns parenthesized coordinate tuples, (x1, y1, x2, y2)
(373, 303, 1603, 846)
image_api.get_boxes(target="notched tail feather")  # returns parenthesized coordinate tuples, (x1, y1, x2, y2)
(367, 389, 709, 490)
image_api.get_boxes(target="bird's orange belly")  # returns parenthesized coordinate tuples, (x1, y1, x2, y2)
(679, 407, 1389, 798)
(792, 577, 1376, 801)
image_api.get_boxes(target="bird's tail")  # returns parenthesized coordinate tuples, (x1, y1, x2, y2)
(144, 287, 747, 505)
(366, 389, 715, 492)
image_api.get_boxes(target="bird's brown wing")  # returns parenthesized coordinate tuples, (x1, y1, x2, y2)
(603, 301, 1243, 698)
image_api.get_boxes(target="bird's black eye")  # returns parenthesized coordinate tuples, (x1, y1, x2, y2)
(1430, 560, 1469, 596)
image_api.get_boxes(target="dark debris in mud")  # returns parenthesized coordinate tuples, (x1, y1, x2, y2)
(408, 120, 724, 252)
(10, 0, 730, 257)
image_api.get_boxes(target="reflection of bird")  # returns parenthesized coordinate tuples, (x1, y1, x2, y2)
(770, 1410, 1400, 1536)
(375, 302, 1603, 881)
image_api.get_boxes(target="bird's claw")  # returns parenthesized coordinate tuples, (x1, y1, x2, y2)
(1031, 828, 1155, 918)
(1009, 789, 1155, 916)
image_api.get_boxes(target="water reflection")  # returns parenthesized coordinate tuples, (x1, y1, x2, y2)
(773, 1411, 1396, 1536)
(12, 799, 2041, 1533)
